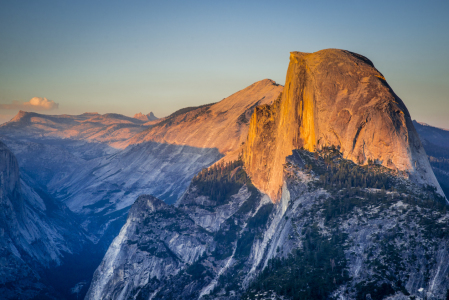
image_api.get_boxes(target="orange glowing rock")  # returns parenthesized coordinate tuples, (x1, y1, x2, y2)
(243, 49, 443, 202)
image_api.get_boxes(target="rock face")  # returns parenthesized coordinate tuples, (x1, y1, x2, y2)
(85, 195, 213, 300)
(243, 49, 443, 201)
(0, 141, 21, 215)
(0, 141, 95, 299)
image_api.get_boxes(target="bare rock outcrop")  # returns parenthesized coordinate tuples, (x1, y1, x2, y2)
(243, 49, 443, 201)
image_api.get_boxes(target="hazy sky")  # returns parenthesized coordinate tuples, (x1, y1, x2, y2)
(1, 0, 448, 128)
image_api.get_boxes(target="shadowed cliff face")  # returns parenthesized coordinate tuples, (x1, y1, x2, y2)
(243, 49, 443, 201)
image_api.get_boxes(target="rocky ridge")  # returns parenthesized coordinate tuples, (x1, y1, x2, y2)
(244, 148, 449, 300)
(128, 79, 283, 155)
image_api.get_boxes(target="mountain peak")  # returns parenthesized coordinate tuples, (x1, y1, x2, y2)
(133, 112, 147, 121)
(147, 112, 158, 121)
(133, 112, 158, 121)
(243, 49, 444, 201)
(9, 110, 35, 123)
(12, 110, 28, 119)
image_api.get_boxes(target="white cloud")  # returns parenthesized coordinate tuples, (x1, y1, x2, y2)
(26, 97, 59, 110)
(0, 97, 59, 111)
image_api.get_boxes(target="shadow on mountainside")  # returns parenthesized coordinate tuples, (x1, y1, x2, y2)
(0, 136, 224, 300)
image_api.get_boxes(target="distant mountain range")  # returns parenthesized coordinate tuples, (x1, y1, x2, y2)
(0, 49, 448, 299)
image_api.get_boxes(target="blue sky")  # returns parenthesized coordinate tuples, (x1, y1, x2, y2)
(1, 0, 448, 128)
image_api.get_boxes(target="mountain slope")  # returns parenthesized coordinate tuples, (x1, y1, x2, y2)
(0, 79, 282, 243)
(86, 151, 449, 300)
(0, 141, 96, 299)
(1, 111, 148, 149)
(243, 49, 443, 201)
(244, 148, 449, 300)
(128, 79, 283, 155)
(414, 120, 449, 198)
(413, 121, 449, 149)
(86, 162, 274, 300)
(86, 194, 215, 300)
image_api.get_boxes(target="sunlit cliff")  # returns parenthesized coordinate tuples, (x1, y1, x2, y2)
(243, 49, 443, 201)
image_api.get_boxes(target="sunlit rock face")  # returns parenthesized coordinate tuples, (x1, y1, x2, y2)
(243, 49, 443, 201)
